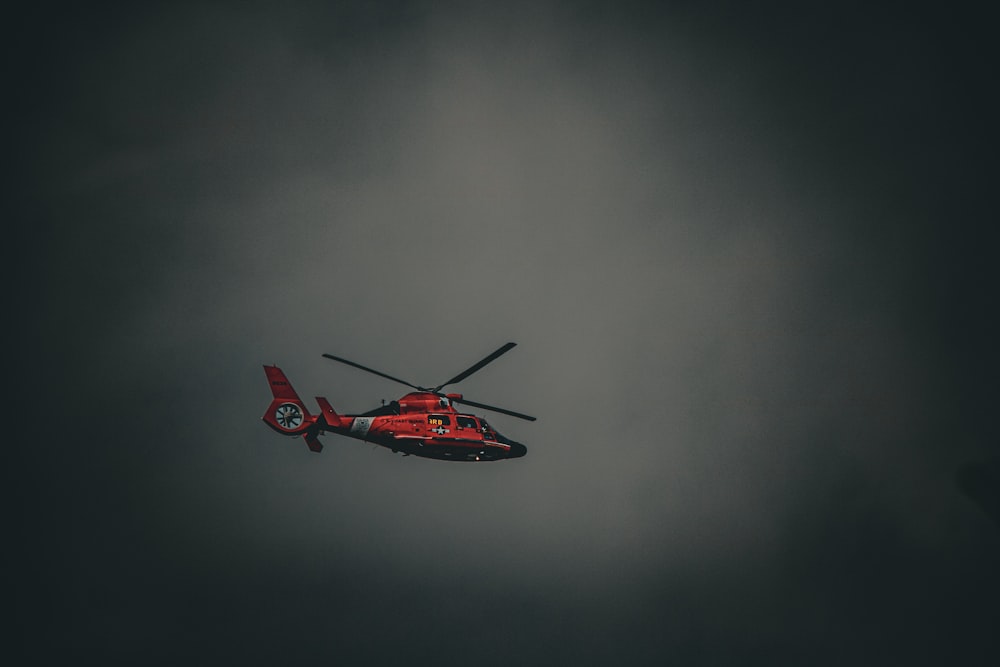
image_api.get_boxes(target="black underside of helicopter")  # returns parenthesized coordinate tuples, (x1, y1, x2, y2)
(355, 433, 526, 461)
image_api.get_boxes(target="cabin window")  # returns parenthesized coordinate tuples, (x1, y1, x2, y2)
(456, 416, 478, 429)
(427, 415, 451, 426)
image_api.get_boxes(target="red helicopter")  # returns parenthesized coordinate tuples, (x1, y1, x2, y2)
(261, 342, 533, 461)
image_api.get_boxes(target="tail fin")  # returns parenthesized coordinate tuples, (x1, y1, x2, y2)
(262, 365, 312, 435)
(303, 428, 323, 453)
(315, 396, 345, 429)
(265, 365, 303, 401)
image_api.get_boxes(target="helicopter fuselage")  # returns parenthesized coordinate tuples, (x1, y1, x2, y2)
(263, 372, 527, 461)
(261, 343, 533, 461)
(320, 393, 525, 461)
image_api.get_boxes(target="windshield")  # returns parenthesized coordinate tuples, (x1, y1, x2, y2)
(480, 419, 513, 444)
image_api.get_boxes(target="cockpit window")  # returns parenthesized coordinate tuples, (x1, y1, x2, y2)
(456, 416, 478, 429)
(428, 415, 451, 426)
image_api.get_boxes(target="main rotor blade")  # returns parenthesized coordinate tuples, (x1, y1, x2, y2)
(322, 353, 426, 391)
(433, 342, 518, 392)
(450, 396, 537, 422)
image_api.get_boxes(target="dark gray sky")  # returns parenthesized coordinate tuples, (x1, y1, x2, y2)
(12, 1, 1000, 665)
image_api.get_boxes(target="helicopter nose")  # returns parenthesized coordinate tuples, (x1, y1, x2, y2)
(507, 442, 527, 458)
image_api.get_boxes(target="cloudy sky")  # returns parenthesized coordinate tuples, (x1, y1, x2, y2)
(12, 1, 999, 665)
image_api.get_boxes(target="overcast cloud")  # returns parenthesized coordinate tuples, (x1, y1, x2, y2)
(12, 2, 999, 665)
